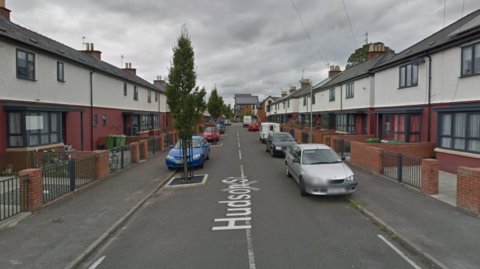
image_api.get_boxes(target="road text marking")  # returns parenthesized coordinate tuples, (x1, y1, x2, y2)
(378, 235, 421, 269)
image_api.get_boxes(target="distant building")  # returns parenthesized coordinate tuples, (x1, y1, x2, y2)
(233, 94, 259, 121)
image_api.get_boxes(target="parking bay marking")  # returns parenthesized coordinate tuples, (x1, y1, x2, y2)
(377, 235, 421, 269)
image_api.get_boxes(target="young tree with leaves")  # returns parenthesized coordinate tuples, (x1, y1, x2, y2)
(207, 88, 224, 121)
(223, 104, 233, 120)
(165, 25, 206, 178)
(345, 42, 394, 69)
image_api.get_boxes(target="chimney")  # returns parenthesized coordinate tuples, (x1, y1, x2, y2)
(0, 0, 11, 21)
(328, 65, 342, 78)
(281, 91, 288, 97)
(81, 43, 102, 60)
(123, 62, 137, 75)
(154, 75, 165, 85)
(300, 78, 310, 88)
(289, 86, 297, 93)
(367, 43, 386, 61)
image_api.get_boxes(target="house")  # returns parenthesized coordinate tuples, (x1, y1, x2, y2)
(369, 9, 480, 173)
(257, 96, 279, 123)
(0, 2, 168, 152)
(233, 94, 258, 121)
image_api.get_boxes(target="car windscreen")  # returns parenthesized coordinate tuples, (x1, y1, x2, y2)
(216, 124, 223, 128)
(174, 139, 203, 149)
(272, 134, 294, 142)
(205, 127, 217, 132)
(302, 149, 342, 164)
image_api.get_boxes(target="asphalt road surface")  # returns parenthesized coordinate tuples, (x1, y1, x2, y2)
(80, 123, 430, 269)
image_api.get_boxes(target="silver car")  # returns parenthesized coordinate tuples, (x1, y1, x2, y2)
(285, 144, 358, 196)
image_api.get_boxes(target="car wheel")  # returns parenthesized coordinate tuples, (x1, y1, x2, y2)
(199, 157, 204, 168)
(206, 152, 210, 160)
(286, 164, 292, 177)
(266, 145, 269, 152)
(300, 177, 308, 196)
(270, 147, 275, 157)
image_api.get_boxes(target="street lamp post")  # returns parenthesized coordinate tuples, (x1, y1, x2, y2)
(310, 82, 313, 143)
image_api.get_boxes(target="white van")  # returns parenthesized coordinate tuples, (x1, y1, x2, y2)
(259, 122, 280, 143)
(243, 116, 252, 127)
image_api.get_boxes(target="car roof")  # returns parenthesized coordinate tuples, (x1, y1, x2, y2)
(271, 132, 291, 135)
(296, 144, 332, 150)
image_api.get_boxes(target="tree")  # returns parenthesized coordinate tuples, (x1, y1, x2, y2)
(345, 42, 394, 69)
(165, 25, 206, 179)
(223, 104, 233, 119)
(245, 109, 252, 116)
(207, 87, 224, 121)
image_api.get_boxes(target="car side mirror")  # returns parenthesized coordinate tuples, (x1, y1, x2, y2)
(294, 139, 297, 142)
(293, 158, 299, 163)
(203, 144, 208, 148)
(169, 145, 173, 148)
(341, 157, 345, 161)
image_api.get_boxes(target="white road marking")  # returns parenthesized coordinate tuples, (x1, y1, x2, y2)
(378, 235, 421, 269)
(238, 142, 241, 148)
(239, 150, 242, 160)
(88, 256, 106, 269)
(241, 165, 256, 269)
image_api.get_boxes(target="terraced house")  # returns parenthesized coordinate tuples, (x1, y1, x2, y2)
(233, 94, 258, 121)
(0, 2, 169, 152)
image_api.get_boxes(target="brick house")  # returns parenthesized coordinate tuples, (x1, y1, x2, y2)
(0, 3, 169, 152)
(233, 94, 258, 121)
(257, 96, 279, 123)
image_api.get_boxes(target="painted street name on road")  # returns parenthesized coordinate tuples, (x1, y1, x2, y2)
(212, 176, 259, 231)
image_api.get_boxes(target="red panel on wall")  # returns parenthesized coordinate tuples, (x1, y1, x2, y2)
(437, 152, 480, 174)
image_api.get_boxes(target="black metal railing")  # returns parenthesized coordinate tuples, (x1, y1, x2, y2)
(163, 134, 169, 149)
(167, 133, 174, 147)
(42, 160, 71, 203)
(74, 154, 96, 189)
(280, 126, 284, 132)
(335, 138, 351, 157)
(1, 175, 29, 221)
(139, 144, 145, 160)
(0, 152, 32, 176)
(154, 137, 162, 153)
(290, 128, 294, 138)
(381, 151, 422, 188)
(108, 147, 121, 173)
(147, 138, 154, 156)
(302, 131, 309, 144)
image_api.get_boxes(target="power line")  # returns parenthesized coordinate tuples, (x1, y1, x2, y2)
(10, 14, 37, 32)
(290, 0, 326, 65)
(342, 0, 358, 49)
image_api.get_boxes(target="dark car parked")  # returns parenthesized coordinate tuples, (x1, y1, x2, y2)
(216, 120, 226, 134)
(265, 132, 297, 157)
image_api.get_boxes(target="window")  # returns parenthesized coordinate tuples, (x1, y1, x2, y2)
(102, 115, 106, 126)
(267, 101, 271, 112)
(16, 49, 35, 80)
(346, 83, 354, 98)
(312, 94, 316, 104)
(329, 89, 335, 101)
(383, 114, 420, 142)
(57, 62, 65, 82)
(439, 112, 480, 152)
(283, 102, 285, 109)
(155, 92, 158, 102)
(399, 64, 418, 88)
(303, 97, 306, 106)
(133, 86, 138, 100)
(94, 114, 98, 126)
(288, 100, 290, 108)
(7, 111, 62, 147)
(336, 114, 355, 132)
(148, 90, 151, 103)
(247, 105, 249, 109)
(461, 42, 480, 76)
(124, 83, 127, 96)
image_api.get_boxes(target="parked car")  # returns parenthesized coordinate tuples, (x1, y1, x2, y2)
(243, 116, 252, 127)
(225, 119, 231, 126)
(203, 127, 220, 142)
(285, 144, 357, 196)
(265, 132, 297, 157)
(248, 122, 259, 131)
(166, 136, 210, 169)
(216, 123, 226, 134)
(259, 122, 280, 143)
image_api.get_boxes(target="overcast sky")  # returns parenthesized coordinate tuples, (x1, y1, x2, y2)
(7, 0, 480, 105)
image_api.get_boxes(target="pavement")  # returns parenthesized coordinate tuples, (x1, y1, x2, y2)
(348, 164, 480, 269)
(0, 127, 478, 268)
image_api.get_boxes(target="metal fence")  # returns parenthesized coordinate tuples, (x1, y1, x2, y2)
(108, 145, 135, 173)
(74, 154, 97, 189)
(290, 128, 294, 138)
(334, 138, 351, 158)
(381, 151, 422, 188)
(280, 126, 284, 132)
(0, 152, 32, 176)
(1, 175, 29, 221)
(302, 131, 309, 144)
(147, 138, 154, 156)
(154, 137, 162, 153)
(163, 134, 169, 150)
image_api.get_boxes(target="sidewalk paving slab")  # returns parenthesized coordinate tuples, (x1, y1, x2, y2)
(0, 151, 174, 269)
(348, 164, 480, 269)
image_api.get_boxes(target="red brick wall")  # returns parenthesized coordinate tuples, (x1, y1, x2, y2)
(367, 142, 436, 158)
(350, 142, 383, 175)
(131, 142, 140, 163)
(323, 134, 346, 147)
(19, 168, 43, 211)
(94, 150, 110, 180)
(139, 140, 148, 159)
(421, 159, 439, 195)
(436, 152, 480, 174)
(457, 166, 480, 214)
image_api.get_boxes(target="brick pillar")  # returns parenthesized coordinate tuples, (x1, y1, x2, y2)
(94, 150, 110, 180)
(130, 142, 140, 163)
(457, 166, 480, 214)
(421, 158, 439, 195)
(19, 168, 43, 212)
(160, 135, 165, 150)
(139, 140, 148, 159)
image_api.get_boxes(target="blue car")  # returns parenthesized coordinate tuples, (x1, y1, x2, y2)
(165, 136, 210, 169)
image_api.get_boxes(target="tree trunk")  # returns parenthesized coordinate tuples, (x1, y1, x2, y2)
(182, 140, 188, 181)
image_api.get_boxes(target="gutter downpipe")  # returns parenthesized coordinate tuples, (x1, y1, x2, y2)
(310, 85, 313, 142)
(90, 69, 95, 151)
(425, 53, 432, 143)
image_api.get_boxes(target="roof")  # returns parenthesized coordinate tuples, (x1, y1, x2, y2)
(298, 144, 331, 150)
(235, 95, 259, 105)
(374, 9, 480, 70)
(0, 16, 162, 92)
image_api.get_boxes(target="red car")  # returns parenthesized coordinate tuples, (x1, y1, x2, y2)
(248, 122, 259, 131)
(203, 127, 220, 142)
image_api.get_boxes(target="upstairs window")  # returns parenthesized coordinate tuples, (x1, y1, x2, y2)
(94, 114, 98, 126)
(17, 49, 35, 80)
(346, 83, 354, 98)
(283, 102, 285, 109)
(124, 83, 127, 96)
(57, 62, 65, 82)
(312, 94, 316, 104)
(102, 115, 106, 126)
(288, 100, 290, 108)
(148, 90, 152, 103)
(461, 42, 480, 76)
(155, 92, 158, 102)
(133, 86, 138, 100)
(303, 96, 306, 106)
(399, 64, 418, 88)
(329, 89, 335, 101)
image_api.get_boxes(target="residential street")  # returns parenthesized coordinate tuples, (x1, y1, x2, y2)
(79, 123, 429, 269)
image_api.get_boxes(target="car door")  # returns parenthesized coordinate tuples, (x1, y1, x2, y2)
(291, 147, 302, 181)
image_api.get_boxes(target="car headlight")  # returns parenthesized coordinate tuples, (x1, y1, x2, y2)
(166, 155, 174, 160)
(193, 154, 201, 159)
(346, 175, 355, 182)
(275, 146, 282, 150)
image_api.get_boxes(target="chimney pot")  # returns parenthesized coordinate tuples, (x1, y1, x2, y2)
(330, 65, 334, 71)
(0, 0, 11, 21)
(91, 43, 94, 51)
(329, 66, 342, 78)
(0, 0, 5, 8)
(289, 86, 297, 93)
(86, 43, 90, 51)
(125, 63, 128, 68)
(367, 42, 386, 61)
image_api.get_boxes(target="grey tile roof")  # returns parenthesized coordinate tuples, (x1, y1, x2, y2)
(235, 95, 259, 105)
(374, 9, 480, 70)
(0, 17, 163, 92)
